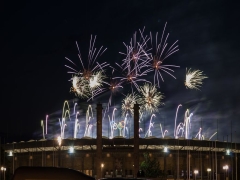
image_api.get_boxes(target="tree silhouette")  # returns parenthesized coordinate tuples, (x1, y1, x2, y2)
(140, 152, 161, 178)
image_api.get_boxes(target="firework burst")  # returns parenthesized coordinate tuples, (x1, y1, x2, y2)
(70, 75, 90, 99)
(185, 68, 208, 90)
(139, 83, 164, 113)
(96, 78, 124, 112)
(149, 22, 179, 87)
(89, 71, 106, 90)
(122, 93, 139, 116)
(104, 79, 123, 110)
(119, 28, 151, 74)
(114, 62, 151, 93)
(65, 35, 109, 99)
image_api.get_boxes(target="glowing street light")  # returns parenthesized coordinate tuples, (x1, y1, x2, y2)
(163, 146, 168, 153)
(69, 146, 74, 153)
(226, 149, 230, 155)
(1, 167, 6, 180)
(223, 165, 228, 180)
(223, 165, 228, 171)
(101, 163, 104, 178)
(8, 151, 13, 156)
(163, 146, 168, 179)
(194, 170, 198, 180)
(207, 168, 211, 180)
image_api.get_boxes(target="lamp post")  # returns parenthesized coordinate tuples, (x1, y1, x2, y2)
(194, 170, 198, 180)
(8, 151, 14, 174)
(207, 168, 211, 180)
(225, 165, 228, 179)
(101, 163, 104, 178)
(69, 146, 74, 154)
(1, 167, 6, 180)
(163, 147, 168, 179)
(69, 147, 74, 169)
(223, 165, 228, 180)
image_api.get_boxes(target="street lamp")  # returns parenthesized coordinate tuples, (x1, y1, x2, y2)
(101, 163, 104, 178)
(207, 168, 211, 180)
(163, 146, 168, 179)
(163, 146, 168, 153)
(226, 149, 230, 155)
(194, 170, 198, 180)
(1, 167, 6, 180)
(69, 146, 74, 154)
(223, 165, 228, 180)
(8, 151, 13, 157)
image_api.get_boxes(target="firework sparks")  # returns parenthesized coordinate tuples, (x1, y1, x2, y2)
(174, 104, 182, 138)
(115, 28, 152, 93)
(145, 114, 155, 137)
(119, 28, 151, 74)
(65, 35, 109, 99)
(70, 75, 90, 99)
(183, 109, 193, 139)
(41, 120, 45, 140)
(84, 105, 94, 137)
(209, 132, 217, 140)
(114, 62, 151, 92)
(74, 112, 80, 138)
(160, 123, 168, 138)
(89, 71, 106, 90)
(65, 35, 108, 75)
(106, 80, 123, 106)
(139, 83, 164, 113)
(108, 108, 118, 139)
(185, 68, 208, 90)
(149, 22, 179, 87)
(122, 93, 139, 116)
(95, 78, 123, 112)
(195, 128, 204, 140)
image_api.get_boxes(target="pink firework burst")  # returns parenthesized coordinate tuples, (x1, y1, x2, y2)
(149, 22, 179, 87)
(114, 62, 151, 93)
(119, 27, 151, 75)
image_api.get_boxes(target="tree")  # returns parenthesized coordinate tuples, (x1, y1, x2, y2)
(140, 152, 161, 178)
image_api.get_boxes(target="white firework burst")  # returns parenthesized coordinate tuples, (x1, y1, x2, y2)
(70, 75, 90, 99)
(65, 35, 109, 99)
(122, 93, 139, 116)
(139, 83, 164, 113)
(89, 71, 106, 90)
(185, 68, 208, 90)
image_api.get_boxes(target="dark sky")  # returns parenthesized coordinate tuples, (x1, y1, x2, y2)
(1, 1, 240, 143)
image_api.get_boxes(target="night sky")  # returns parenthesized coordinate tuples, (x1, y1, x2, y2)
(1, 1, 240, 143)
